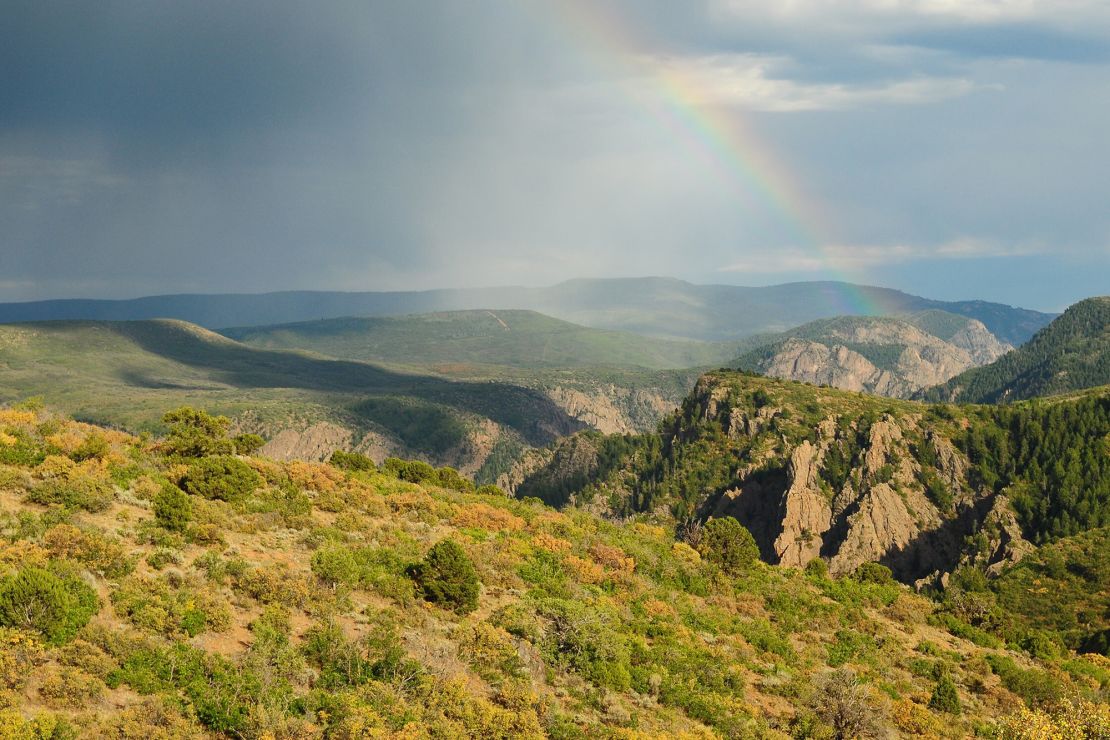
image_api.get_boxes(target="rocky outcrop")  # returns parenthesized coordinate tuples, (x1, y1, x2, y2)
(544, 385, 674, 435)
(947, 319, 1012, 365)
(773, 441, 833, 568)
(742, 316, 1011, 399)
(259, 422, 395, 464)
(828, 483, 920, 575)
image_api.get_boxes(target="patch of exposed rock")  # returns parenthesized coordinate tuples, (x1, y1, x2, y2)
(746, 318, 1011, 399)
(544, 385, 675, 434)
(260, 422, 355, 462)
(773, 441, 833, 568)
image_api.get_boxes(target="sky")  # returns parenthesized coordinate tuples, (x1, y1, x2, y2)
(1, 0, 1108, 311)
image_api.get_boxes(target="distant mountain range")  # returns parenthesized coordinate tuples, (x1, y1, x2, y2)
(0, 278, 1055, 345)
(734, 311, 1012, 399)
(921, 296, 1110, 403)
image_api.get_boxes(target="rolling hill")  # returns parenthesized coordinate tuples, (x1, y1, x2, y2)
(0, 319, 585, 478)
(0, 278, 1056, 344)
(922, 296, 1110, 403)
(733, 312, 1011, 399)
(0, 405, 1103, 737)
(222, 309, 736, 370)
(0, 319, 710, 479)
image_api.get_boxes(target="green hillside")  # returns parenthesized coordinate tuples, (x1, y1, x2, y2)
(509, 370, 1109, 581)
(0, 404, 1104, 737)
(223, 310, 736, 371)
(922, 297, 1110, 403)
(0, 320, 582, 473)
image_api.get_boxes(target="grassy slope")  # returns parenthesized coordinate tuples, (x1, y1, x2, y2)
(0, 320, 581, 457)
(222, 310, 737, 371)
(922, 296, 1110, 403)
(0, 408, 1104, 737)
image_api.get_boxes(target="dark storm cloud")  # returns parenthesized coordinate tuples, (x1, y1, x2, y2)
(0, 0, 1108, 309)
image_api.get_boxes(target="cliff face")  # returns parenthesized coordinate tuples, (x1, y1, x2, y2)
(509, 371, 1042, 585)
(738, 316, 1011, 399)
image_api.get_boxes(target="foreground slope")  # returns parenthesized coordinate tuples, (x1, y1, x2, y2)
(922, 296, 1110, 403)
(0, 405, 1104, 738)
(508, 371, 1109, 589)
(734, 312, 1010, 398)
(0, 278, 1055, 344)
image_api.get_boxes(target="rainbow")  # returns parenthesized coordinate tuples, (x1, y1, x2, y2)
(532, 0, 885, 316)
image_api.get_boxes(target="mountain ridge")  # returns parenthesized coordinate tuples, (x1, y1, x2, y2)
(921, 296, 1110, 403)
(0, 278, 1056, 345)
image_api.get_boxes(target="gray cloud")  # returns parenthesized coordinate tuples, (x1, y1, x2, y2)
(0, 0, 1107, 310)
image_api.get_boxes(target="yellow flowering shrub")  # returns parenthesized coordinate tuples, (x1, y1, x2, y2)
(590, 543, 635, 573)
(532, 532, 572, 554)
(452, 502, 525, 532)
(995, 699, 1110, 739)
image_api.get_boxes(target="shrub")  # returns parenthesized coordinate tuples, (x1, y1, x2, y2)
(41, 524, 134, 578)
(0, 566, 98, 644)
(153, 484, 193, 532)
(232, 433, 265, 456)
(853, 562, 894, 585)
(27, 472, 115, 513)
(311, 547, 361, 588)
(408, 540, 480, 614)
(329, 450, 376, 472)
(161, 407, 234, 458)
(180, 456, 261, 502)
(697, 517, 760, 575)
(537, 598, 631, 691)
(805, 558, 829, 579)
(929, 669, 961, 714)
(382, 457, 436, 484)
(810, 669, 885, 739)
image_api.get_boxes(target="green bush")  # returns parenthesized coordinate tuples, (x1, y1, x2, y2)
(408, 540, 480, 614)
(153, 484, 193, 532)
(537, 598, 632, 691)
(27, 475, 115, 513)
(180, 456, 261, 502)
(985, 654, 1063, 708)
(929, 671, 961, 714)
(382, 457, 436, 484)
(161, 407, 236, 458)
(0, 566, 98, 644)
(329, 450, 376, 472)
(311, 546, 360, 588)
(853, 562, 894, 585)
(232, 434, 265, 456)
(697, 517, 760, 575)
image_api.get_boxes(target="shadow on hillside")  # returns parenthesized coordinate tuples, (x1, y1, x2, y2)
(110, 322, 584, 445)
(877, 495, 997, 583)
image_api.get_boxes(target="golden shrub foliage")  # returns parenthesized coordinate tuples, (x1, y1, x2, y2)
(37, 665, 104, 709)
(532, 532, 572, 554)
(589, 543, 635, 573)
(671, 541, 702, 564)
(0, 629, 45, 692)
(451, 502, 525, 532)
(565, 555, 607, 584)
(42, 524, 131, 577)
(286, 460, 345, 493)
(0, 410, 37, 428)
(995, 699, 1110, 739)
